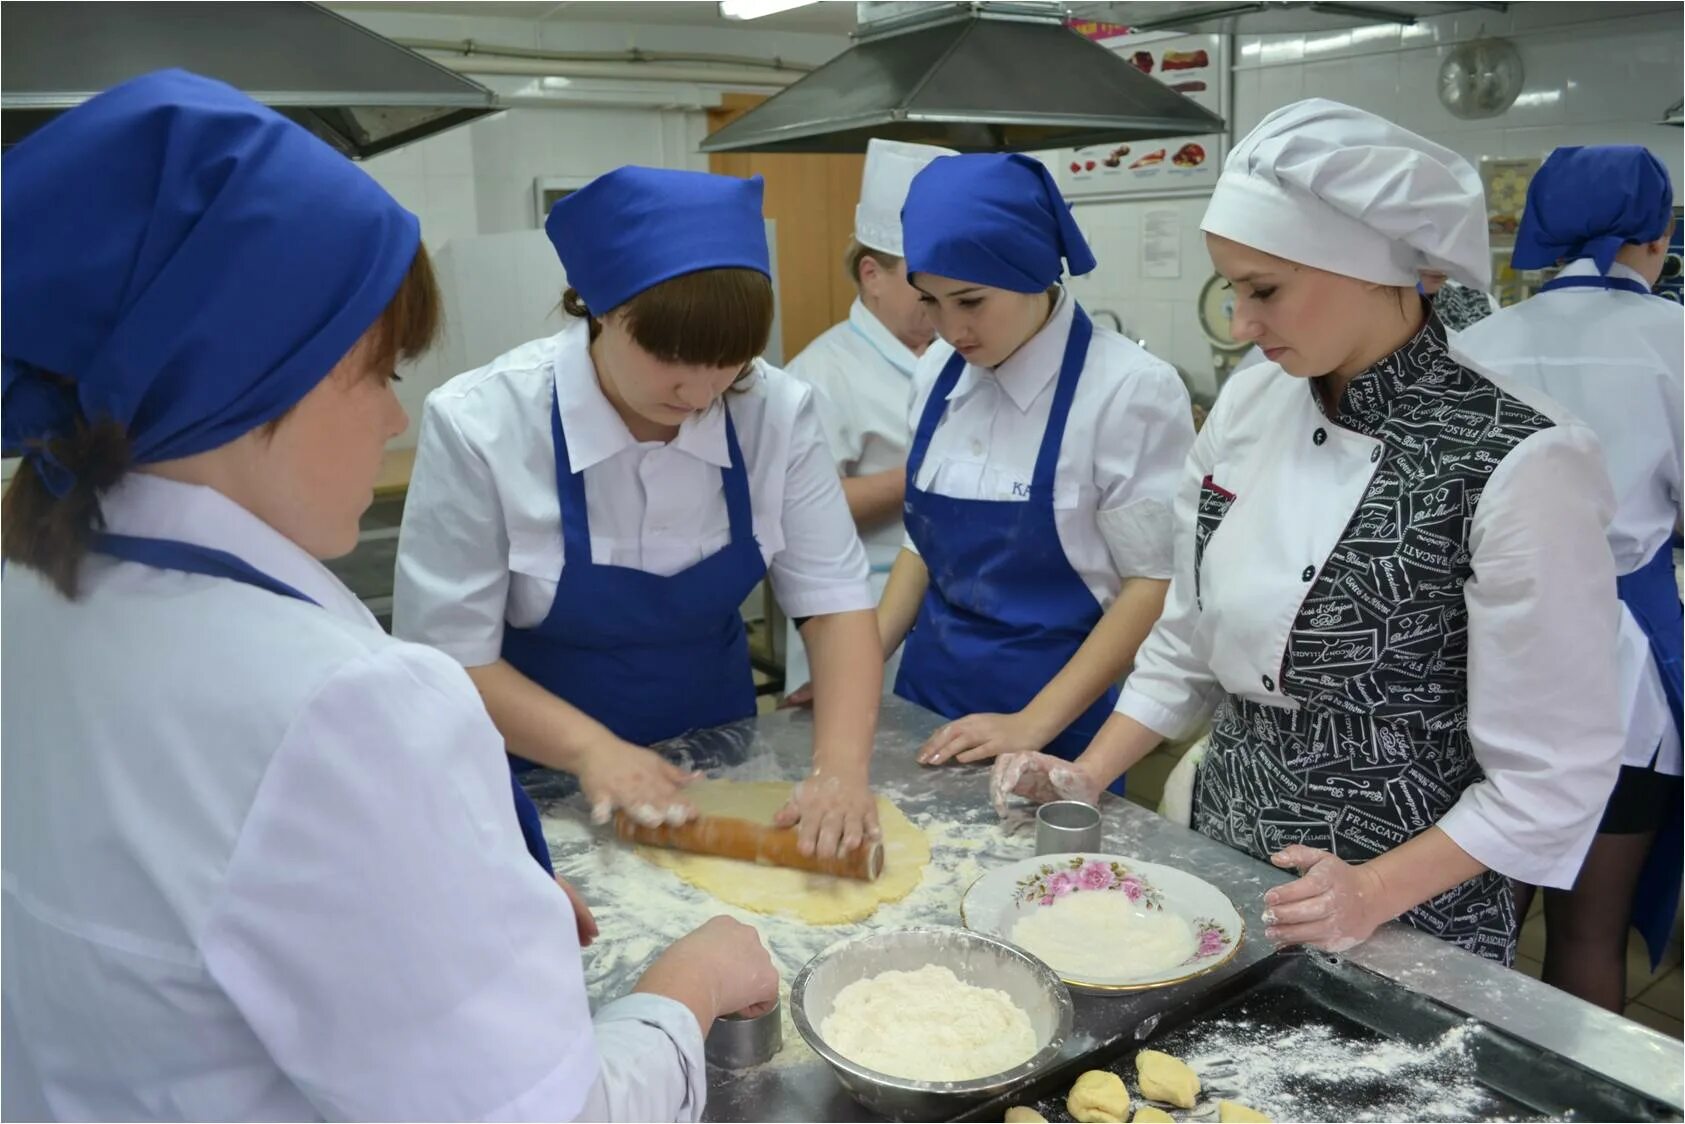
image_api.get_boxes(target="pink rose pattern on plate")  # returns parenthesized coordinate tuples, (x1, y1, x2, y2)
(1010, 860, 1235, 966)
(1012, 858, 1165, 912)
(1181, 918, 1232, 964)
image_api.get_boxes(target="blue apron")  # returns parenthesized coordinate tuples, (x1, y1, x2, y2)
(1543, 268, 1679, 966)
(1619, 541, 1684, 968)
(500, 385, 765, 780)
(89, 533, 556, 872)
(894, 305, 1123, 792)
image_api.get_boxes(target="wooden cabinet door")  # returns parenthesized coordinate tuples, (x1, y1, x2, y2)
(707, 94, 864, 362)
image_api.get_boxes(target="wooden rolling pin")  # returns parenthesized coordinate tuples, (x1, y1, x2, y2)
(614, 812, 884, 882)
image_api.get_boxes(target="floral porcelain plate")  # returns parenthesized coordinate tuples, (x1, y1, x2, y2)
(960, 852, 1245, 992)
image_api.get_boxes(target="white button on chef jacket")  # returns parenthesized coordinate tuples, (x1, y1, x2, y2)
(904, 286, 1196, 607)
(393, 320, 873, 668)
(2, 473, 706, 1122)
(1115, 358, 1626, 889)
(1456, 256, 1684, 776)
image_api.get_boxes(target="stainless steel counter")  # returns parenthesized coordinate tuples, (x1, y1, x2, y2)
(534, 695, 1684, 1121)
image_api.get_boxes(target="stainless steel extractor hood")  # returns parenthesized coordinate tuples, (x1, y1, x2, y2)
(700, 1, 1226, 154)
(1, 1, 499, 160)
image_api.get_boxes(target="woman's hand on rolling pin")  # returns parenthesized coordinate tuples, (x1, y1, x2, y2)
(917, 710, 1052, 765)
(989, 752, 1104, 820)
(774, 771, 881, 859)
(555, 874, 599, 948)
(1261, 845, 1389, 953)
(634, 916, 780, 1032)
(576, 738, 700, 827)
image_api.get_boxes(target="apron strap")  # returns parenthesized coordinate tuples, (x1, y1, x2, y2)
(905, 348, 968, 486)
(1029, 304, 1094, 499)
(1540, 273, 1655, 296)
(93, 532, 319, 606)
(549, 381, 594, 569)
(720, 407, 755, 545)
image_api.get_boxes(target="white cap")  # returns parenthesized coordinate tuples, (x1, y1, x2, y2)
(855, 137, 957, 257)
(1201, 98, 1490, 290)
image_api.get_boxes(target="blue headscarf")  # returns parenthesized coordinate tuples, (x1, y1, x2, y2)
(546, 167, 770, 315)
(2, 69, 420, 496)
(1512, 145, 1674, 274)
(901, 154, 1096, 292)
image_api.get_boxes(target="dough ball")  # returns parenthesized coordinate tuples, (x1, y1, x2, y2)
(1133, 1109, 1175, 1123)
(1136, 1048, 1200, 1109)
(1004, 1108, 1047, 1123)
(1067, 1069, 1131, 1123)
(1217, 1101, 1271, 1123)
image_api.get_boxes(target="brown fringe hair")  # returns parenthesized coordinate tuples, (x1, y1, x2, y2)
(562, 267, 773, 379)
(2, 245, 443, 600)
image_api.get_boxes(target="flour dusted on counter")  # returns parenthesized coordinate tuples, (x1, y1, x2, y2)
(1011, 890, 1196, 980)
(543, 784, 1007, 1039)
(819, 964, 1036, 1082)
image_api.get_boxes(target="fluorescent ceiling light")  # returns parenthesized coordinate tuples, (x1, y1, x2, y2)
(719, 0, 817, 19)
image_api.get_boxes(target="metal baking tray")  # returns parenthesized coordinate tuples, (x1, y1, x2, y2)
(957, 948, 1681, 1123)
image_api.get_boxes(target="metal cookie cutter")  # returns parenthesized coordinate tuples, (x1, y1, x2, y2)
(705, 998, 783, 1069)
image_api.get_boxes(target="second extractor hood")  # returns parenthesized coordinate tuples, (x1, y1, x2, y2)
(701, 2, 1226, 154)
(2, 1, 499, 160)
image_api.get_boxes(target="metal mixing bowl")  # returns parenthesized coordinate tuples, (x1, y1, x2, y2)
(791, 926, 1074, 1120)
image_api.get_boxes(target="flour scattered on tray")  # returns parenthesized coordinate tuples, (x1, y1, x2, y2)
(1176, 1018, 1499, 1122)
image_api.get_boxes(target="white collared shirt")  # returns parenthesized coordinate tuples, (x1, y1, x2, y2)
(904, 288, 1195, 607)
(393, 321, 873, 668)
(786, 298, 920, 570)
(1115, 348, 1625, 889)
(1, 473, 704, 1122)
(1456, 257, 1683, 775)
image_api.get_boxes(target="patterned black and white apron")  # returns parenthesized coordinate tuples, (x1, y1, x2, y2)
(1191, 312, 1554, 964)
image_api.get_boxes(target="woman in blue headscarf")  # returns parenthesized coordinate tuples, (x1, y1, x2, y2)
(393, 166, 885, 859)
(874, 153, 1195, 780)
(1458, 145, 1682, 1010)
(1, 70, 774, 1121)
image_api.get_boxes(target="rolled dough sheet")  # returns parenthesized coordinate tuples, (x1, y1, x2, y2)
(634, 781, 932, 924)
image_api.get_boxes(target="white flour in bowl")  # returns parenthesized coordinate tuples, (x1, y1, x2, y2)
(818, 964, 1037, 1082)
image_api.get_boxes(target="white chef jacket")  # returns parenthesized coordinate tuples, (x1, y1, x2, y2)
(904, 287, 1195, 608)
(787, 298, 919, 570)
(1, 473, 705, 1122)
(1455, 257, 1684, 775)
(782, 298, 918, 689)
(1116, 345, 1625, 889)
(393, 320, 873, 668)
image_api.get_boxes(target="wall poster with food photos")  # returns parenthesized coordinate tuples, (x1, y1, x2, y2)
(1059, 30, 1227, 200)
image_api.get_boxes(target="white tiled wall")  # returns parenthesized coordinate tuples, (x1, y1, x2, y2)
(360, 103, 716, 437)
(1074, 2, 1685, 398)
(332, 6, 850, 443)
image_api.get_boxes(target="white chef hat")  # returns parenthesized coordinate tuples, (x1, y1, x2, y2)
(855, 137, 957, 257)
(1201, 98, 1490, 290)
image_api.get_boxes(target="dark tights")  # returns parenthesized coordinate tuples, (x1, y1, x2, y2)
(1514, 829, 1657, 1014)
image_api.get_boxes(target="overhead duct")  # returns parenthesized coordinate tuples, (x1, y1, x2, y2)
(700, 1, 1225, 154)
(1, 1, 499, 159)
